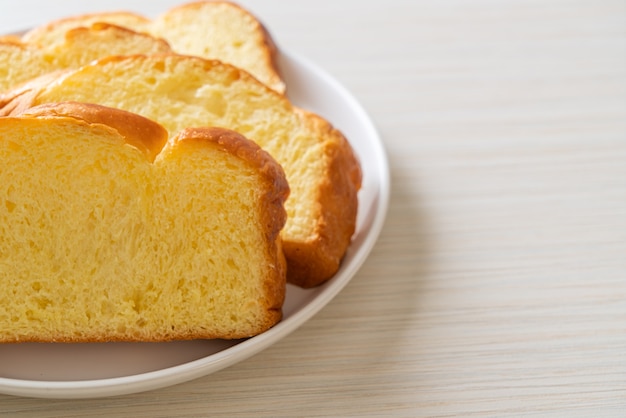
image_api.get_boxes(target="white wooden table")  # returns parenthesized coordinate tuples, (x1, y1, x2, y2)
(1, 0, 625, 416)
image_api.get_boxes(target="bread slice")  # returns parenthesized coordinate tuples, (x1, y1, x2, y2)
(0, 102, 289, 342)
(21, 1, 285, 93)
(0, 23, 172, 94)
(149, 1, 285, 93)
(0, 54, 362, 288)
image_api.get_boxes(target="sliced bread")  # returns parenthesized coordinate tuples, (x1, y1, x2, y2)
(0, 23, 172, 94)
(21, 1, 285, 93)
(0, 102, 289, 342)
(0, 54, 362, 287)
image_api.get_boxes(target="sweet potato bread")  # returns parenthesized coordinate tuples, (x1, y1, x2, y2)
(0, 54, 362, 288)
(21, 1, 285, 93)
(0, 102, 289, 342)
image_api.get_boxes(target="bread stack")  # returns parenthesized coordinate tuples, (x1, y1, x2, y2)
(0, 1, 361, 343)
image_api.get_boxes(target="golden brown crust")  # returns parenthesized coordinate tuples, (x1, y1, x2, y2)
(16, 102, 169, 162)
(0, 35, 22, 43)
(0, 36, 25, 47)
(284, 110, 362, 287)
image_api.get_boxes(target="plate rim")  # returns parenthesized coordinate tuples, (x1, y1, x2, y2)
(0, 49, 390, 399)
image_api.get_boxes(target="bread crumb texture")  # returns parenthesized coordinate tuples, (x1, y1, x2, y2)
(0, 116, 287, 342)
(21, 54, 361, 287)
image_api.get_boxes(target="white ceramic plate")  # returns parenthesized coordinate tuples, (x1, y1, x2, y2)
(0, 50, 390, 399)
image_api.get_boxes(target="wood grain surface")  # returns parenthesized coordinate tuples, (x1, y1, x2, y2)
(1, 0, 625, 416)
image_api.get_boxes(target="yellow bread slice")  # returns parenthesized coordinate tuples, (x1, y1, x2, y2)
(0, 23, 172, 94)
(21, 1, 285, 93)
(0, 54, 362, 287)
(0, 102, 288, 342)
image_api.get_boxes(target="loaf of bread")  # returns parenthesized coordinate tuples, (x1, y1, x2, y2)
(0, 23, 172, 94)
(0, 54, 362, 288)
(0, 102, 289, 342)
(21, 1, 285, 93)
